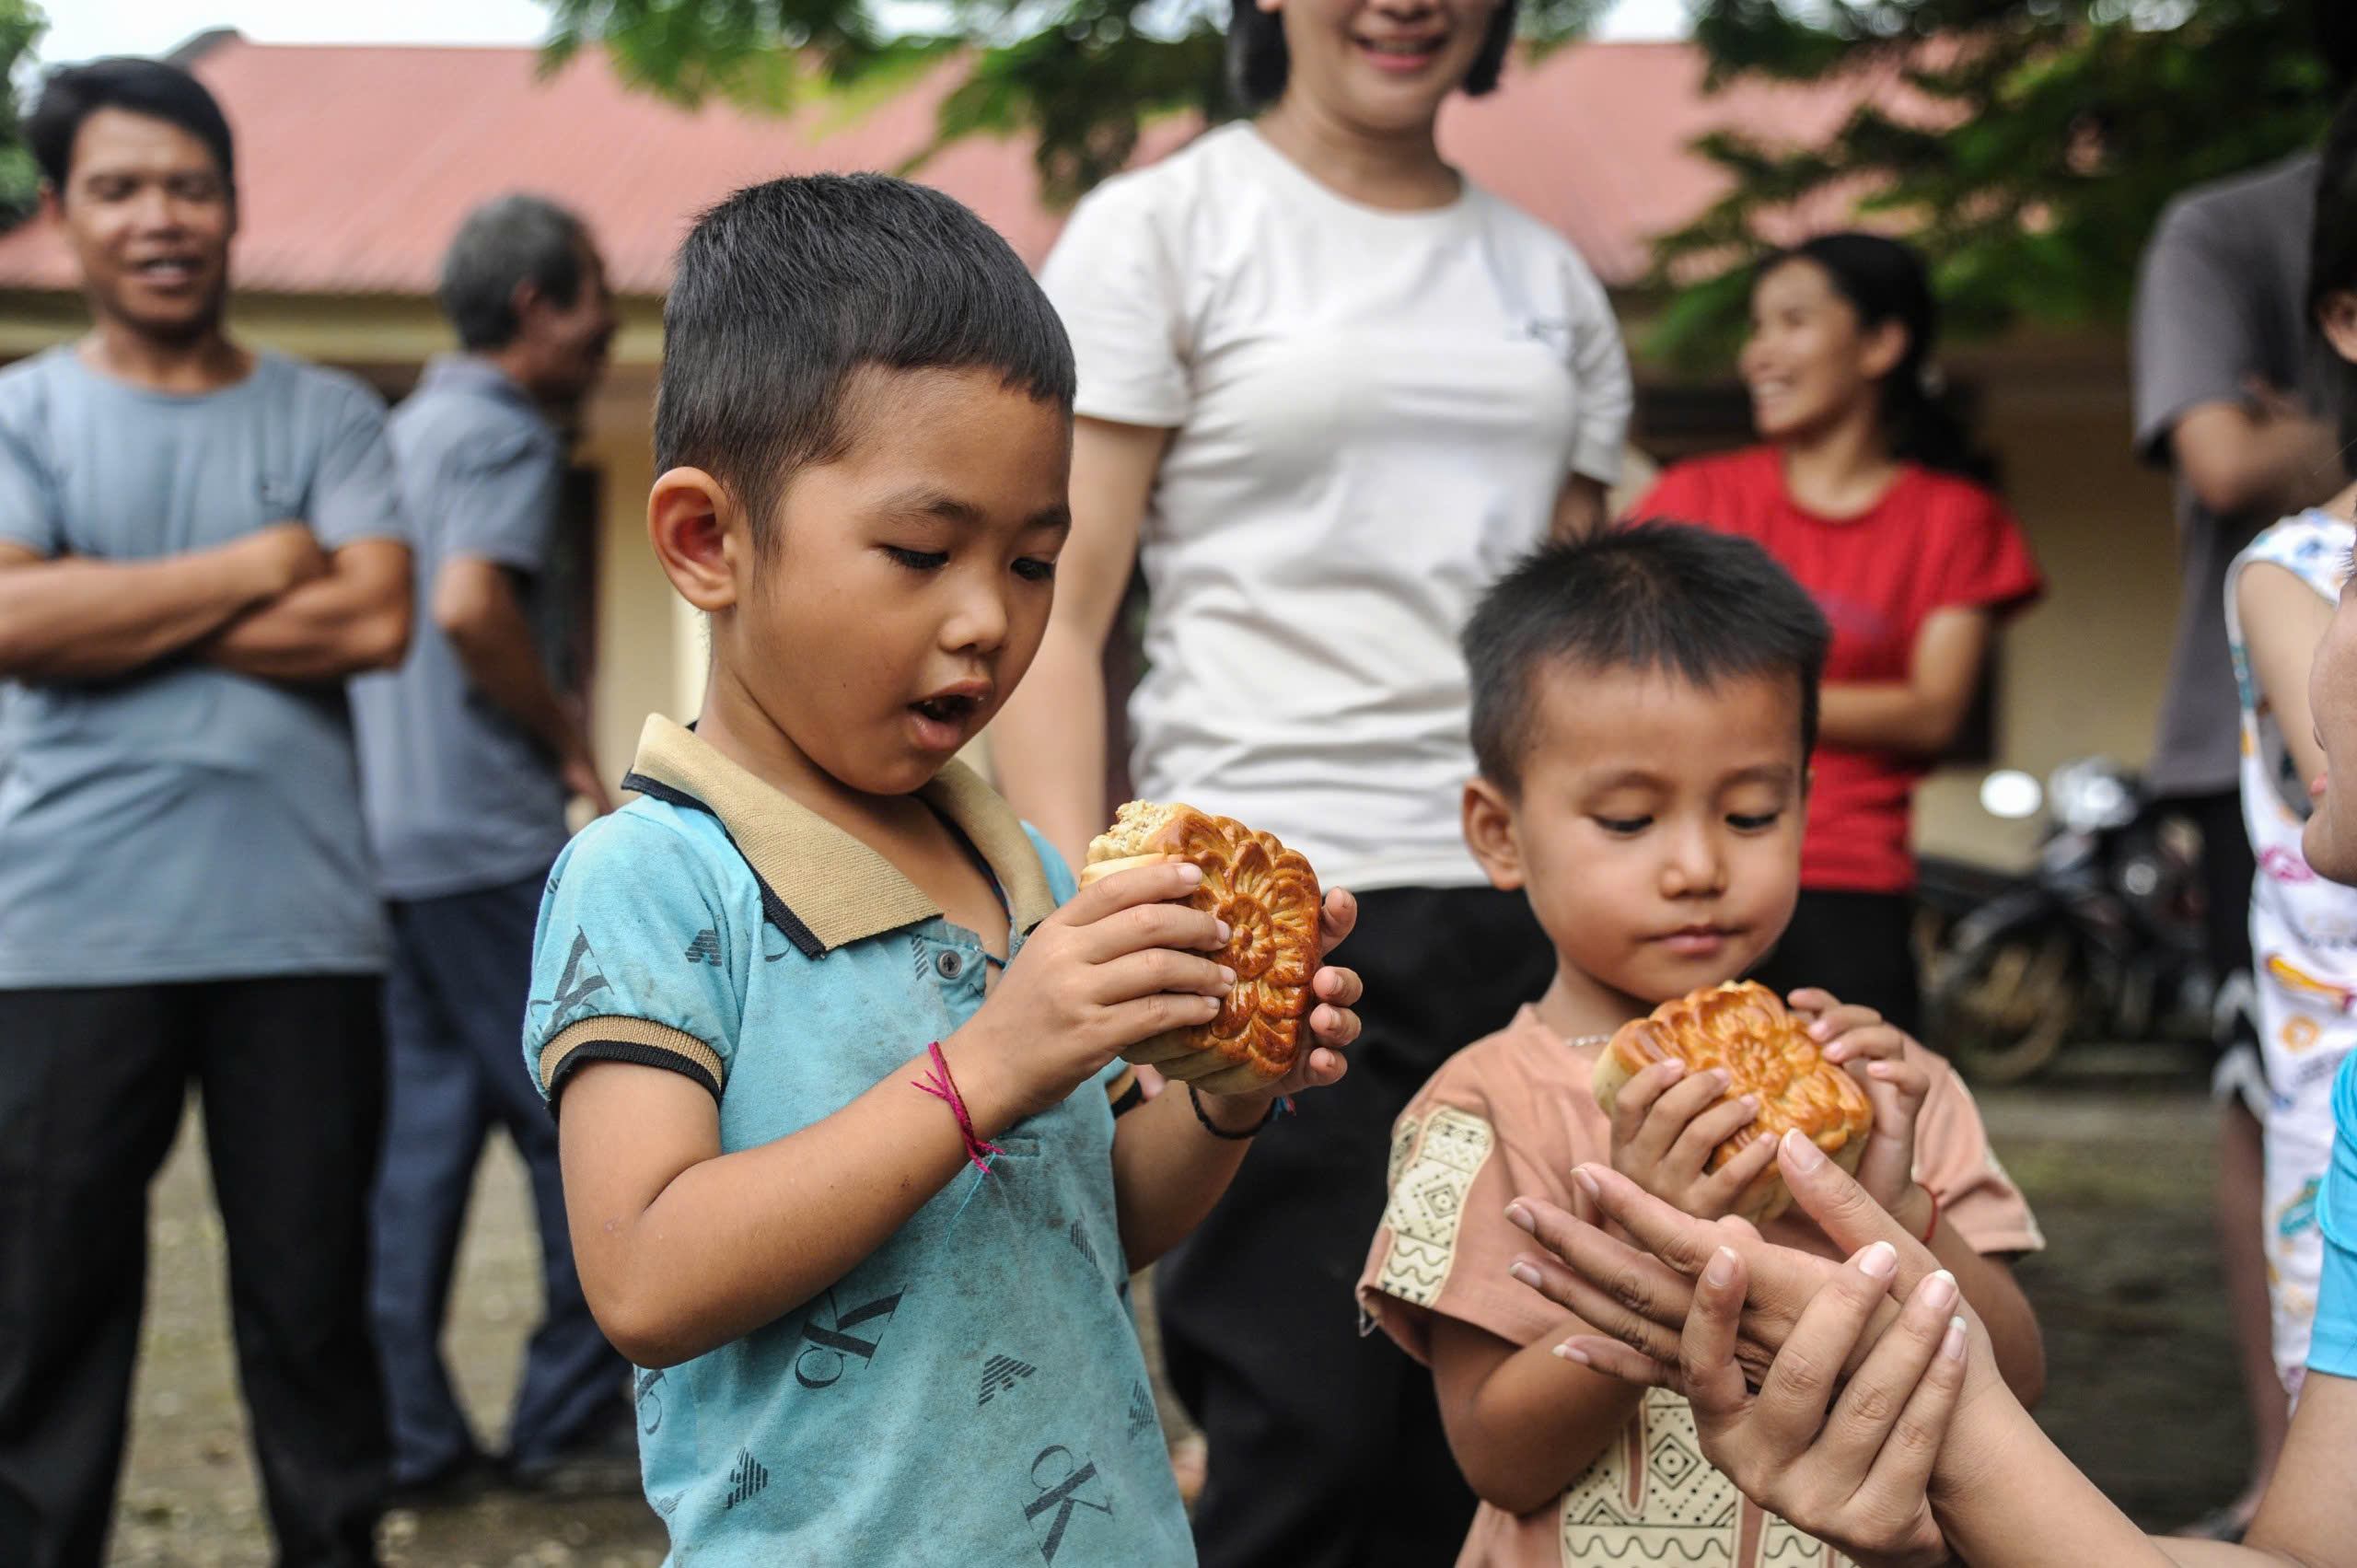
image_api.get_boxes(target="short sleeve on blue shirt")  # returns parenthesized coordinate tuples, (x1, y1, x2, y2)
(526, 806, 743, 1104)
(307, 374, 408, 551)
(0, 419, 58, 555)
(2313, 1053, 2357, 1378)
(438, 426, 559, 570)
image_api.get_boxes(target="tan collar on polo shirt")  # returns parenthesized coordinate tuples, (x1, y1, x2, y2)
(620, 714, 1060, 955)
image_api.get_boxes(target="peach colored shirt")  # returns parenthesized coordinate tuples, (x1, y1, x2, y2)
(1356, 1005, 2043, 1568)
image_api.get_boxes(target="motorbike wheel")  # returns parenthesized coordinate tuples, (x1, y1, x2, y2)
(1929, 922, 2083, 1084)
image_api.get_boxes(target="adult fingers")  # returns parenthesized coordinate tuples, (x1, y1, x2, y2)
(1750, 1240, 1902, 1455)
(1315, 887, 1357, 958)
(1558, 1334, 1684, 1391)
(1779, 1131, 1941, 1291)
(1509, 1249, 1686, 1365)
(1678, 1247, 1755, 1427)
(1860, 1309, 1970, 1516)
(1817, 1265, 1960, 1483)
(1508, 1198, 1695, 1349)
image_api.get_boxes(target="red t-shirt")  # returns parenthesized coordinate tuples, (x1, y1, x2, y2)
(1633, 446, 2043, 894)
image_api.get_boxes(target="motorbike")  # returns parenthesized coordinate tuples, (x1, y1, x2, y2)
(1922, 758, 2229, 1083)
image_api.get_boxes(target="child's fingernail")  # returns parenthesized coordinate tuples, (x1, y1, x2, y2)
(1554, 1342, 1592, 1365)
(1922, 1270, 1957, 1311)
(1782, 1128, 1826, 1171)
(1216, 920, 1233, 942)
(1859, 1241, 1898, 1280)
(1943, 1318, 1969, 1361)
(1508, 1260, 1541, 1287)
(1506, 1202, 1536, 1233)
(1219, 967, 1237, 987)
(1703, 1246, 1738, 1287)
(1572, 1167, 1602, 1200)
(1178, 864, 1204, 883)
(1736, 1094, 1759, 1115)
(1709, 1068, 1733, 1089)
(1810, 1020, 1834, 1040)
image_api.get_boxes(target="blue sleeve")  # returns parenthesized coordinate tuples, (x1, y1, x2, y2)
(2313, 1053, 2357, 1379)
(437, 425, 560, 572)
(0, 412, 58, 555)
(308, 377, 409, 551)
(525, 808, 745, 1107)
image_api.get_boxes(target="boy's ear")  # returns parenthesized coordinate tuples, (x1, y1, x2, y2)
(648, 467, 742, 613)
(1461, 776, 1527, 891)
(2320, 290, 2357, 366)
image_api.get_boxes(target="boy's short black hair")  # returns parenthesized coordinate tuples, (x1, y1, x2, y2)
(656, 173, 1075, 546)
(1227, 0, 1518, 110)
(1464, 523, 1831, 795)
(29, 57, 236, 195)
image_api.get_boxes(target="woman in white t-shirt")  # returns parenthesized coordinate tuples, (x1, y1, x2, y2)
(993, 1, 1632, 1561)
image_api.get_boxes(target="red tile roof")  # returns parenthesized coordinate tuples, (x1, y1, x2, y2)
(0, 33, 1888, 296)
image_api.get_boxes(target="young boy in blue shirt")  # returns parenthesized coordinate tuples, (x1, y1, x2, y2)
(524, 174, 1364, 1562)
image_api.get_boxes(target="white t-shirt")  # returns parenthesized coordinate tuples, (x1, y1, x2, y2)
(1040, 122, 1631, 892)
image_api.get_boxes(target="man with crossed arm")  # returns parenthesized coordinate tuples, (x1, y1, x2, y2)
(0, 59, 409, 1568)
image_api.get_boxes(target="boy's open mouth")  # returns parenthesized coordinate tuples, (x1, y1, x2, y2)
(911, 693, 979, 726)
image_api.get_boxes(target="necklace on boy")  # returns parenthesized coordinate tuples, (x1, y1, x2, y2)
(1562, 1033, 1611, 1051)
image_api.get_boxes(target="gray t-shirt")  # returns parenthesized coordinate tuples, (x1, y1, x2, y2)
(2132, 153, 2340, 796)
(350, 356, 569, 900)
(0, 347, 405, 986)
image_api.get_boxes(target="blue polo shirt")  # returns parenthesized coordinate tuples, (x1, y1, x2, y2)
(524, 716, 1192, 1567)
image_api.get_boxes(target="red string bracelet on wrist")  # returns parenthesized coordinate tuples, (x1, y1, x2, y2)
(1918, 1189, 1941, 1245)
(912, 1040, 1002, 1175)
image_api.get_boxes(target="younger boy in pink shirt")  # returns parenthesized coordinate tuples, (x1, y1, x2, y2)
(1357, 525, 2045, 1567)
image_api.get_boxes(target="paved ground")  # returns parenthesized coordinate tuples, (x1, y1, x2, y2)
(107, 1072, 2245, 1564)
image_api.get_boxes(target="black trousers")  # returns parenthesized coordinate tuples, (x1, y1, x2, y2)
(0, 977, 389, 1568)
(1155, 885, 1556, 1568)
(1750, 889, 1922, 1036)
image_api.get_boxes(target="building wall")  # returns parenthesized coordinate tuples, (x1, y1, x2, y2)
(1911, 344, 2181, 873)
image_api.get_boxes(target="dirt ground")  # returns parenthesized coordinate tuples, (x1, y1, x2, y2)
(107, 1072, 2247, 1565)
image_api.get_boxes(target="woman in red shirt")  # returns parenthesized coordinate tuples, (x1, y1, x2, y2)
(1634, 233, 2042, 1033)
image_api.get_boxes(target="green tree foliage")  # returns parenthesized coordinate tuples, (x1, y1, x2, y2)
(1645, 0, 2345, 365)
(1, 1, 48, 226)
(540, 0, 1601, 204)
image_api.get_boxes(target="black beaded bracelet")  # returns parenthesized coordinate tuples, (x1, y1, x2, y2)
(1190, 1084, 1280, 1140)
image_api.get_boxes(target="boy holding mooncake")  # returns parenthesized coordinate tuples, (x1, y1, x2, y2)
(528, 172, 1353, 1563)
(1356, 525, 2046, 1567)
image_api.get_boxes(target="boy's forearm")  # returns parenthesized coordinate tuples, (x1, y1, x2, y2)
(576, 1042, 994, 1367)
(1109, 1083, 1264, 1268)
(1438, 1321, 1643, 1516)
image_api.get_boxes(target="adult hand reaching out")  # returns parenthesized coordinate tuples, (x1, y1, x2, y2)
(1505, 1129, 1965, 1393)
(1562, 1232, 1972, 1568)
